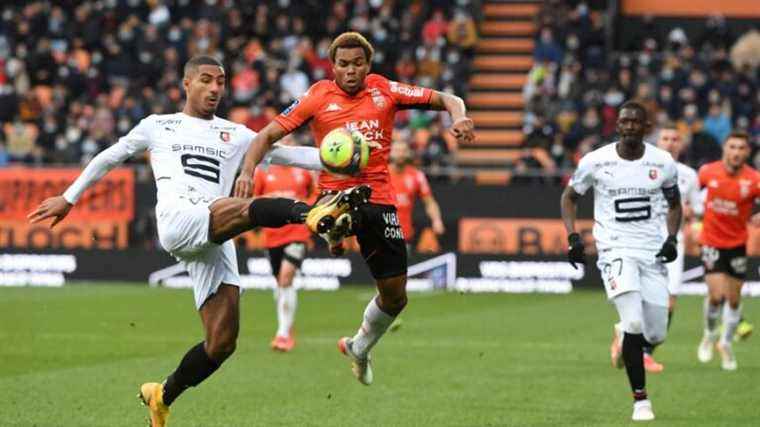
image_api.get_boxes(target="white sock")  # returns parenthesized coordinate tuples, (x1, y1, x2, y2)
(351, 297, 395, 358)
(703, 298, 721, 335)
(276, 286, 297, 338)
(720, 304, 742, 345)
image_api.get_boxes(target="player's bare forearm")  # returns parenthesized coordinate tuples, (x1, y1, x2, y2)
(423, 195, 444, 232)
(240, 122, 287, 176)
(666, 201, 683, 237)
(430, 91, 466, 121)
(430, 91, 474, 143)
(560, 186, 581, 234)
(235, 122, 288, 198)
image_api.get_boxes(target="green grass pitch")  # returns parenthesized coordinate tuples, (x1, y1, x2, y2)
(1, 284, 757, 426)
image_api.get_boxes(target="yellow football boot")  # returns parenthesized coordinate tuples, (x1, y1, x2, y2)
(138, 382, 170, 427)
(305, 185, 371, 234)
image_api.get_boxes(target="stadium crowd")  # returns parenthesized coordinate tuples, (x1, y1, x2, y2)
(523, 0, 759, 179)
(0, 0, 480, 169)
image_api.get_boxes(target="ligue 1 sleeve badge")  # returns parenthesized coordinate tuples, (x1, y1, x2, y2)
(649, 169, 658, 180)
(220, 131, 230, 142)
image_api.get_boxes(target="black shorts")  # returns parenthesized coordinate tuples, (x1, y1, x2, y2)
(354, 203, 408, 279)
(702, 245, 747, 279)
(268, 242, 306, 277)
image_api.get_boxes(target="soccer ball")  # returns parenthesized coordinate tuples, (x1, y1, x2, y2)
(319, 127, 370, 176)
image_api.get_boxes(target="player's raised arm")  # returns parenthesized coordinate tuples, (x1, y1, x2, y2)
(429, 91, 474, 144)
(264, 144, 323, 171)
(236, 81, 325, 198)
(235, 121, 288, 198)
(27, 118, 151, 227)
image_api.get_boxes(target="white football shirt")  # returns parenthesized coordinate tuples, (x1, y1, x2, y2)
(676, 161, 701, 215)
(570, 142, 678, 252)
(64, 113, 255, 205)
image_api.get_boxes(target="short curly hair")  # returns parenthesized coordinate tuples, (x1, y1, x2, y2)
(328, 32, 374, 63)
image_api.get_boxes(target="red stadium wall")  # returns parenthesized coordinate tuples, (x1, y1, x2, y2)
(0, 167, 134, 249)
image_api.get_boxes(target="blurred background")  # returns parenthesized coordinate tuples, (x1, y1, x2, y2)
(1, 0, 758, 292)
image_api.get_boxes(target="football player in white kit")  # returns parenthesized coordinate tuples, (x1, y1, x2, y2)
(561, 102, 683, 422)
(632, 125, 702, 372)
(27, 56, 364, 427)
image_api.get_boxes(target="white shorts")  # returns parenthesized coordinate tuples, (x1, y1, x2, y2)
(666, 239, 685, 295)
(596, 248, 669, 307)
(156, 195, 240, 309)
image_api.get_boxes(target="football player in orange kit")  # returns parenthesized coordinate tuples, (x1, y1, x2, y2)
(253, 135, 317, 352)
(388, 139, 445, 250)
(696, 132, 760, 371)
(233, 32, 474, 385)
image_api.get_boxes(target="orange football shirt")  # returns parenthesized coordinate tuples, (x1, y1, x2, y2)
(389, 165, 432, 239)
(699, 161, 760, 248)
(274, 74, 433, 205)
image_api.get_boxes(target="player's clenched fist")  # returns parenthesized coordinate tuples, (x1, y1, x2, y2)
(234, 174, 253, 198)
(450, 117, 474, 144)
(567, 232, 586, 269)
(656, 235, 678, 263)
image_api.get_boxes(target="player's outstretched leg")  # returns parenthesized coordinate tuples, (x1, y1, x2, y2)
(305, 185, 371, 234)
(140, 284, 239, 426)
(208, 197, 310, 244)
(339, 274, 407, 385)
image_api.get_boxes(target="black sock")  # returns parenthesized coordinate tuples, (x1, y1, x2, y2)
(163, 342, 220, 406)
(642, 344, 654, 355)
(667, 310, 673, 330)
(248, 198, 309, 227)
(622, 333, 648, 401)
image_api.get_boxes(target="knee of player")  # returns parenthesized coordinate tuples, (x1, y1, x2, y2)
(375, 292, 407, 316)
(623, 319, 643, 335)
(645, 330, 667, 345)
(207, 334, 237, 361)
(387, 293, 408, 313)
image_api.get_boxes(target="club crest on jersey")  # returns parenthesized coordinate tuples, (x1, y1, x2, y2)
(740, 179, 751, 198)
(649, 169, 658, 180)
(219, 131, 230, 142)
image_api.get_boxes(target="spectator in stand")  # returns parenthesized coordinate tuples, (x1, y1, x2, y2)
(534, 27, 563, 64)
(526, 0, 758, 181)
(0, 1, 474, 168)
(447, 8, 478, 55)
(703, 102, 732, 144)
(0, 141, 9, 166)
(422, 9, 448, 46)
